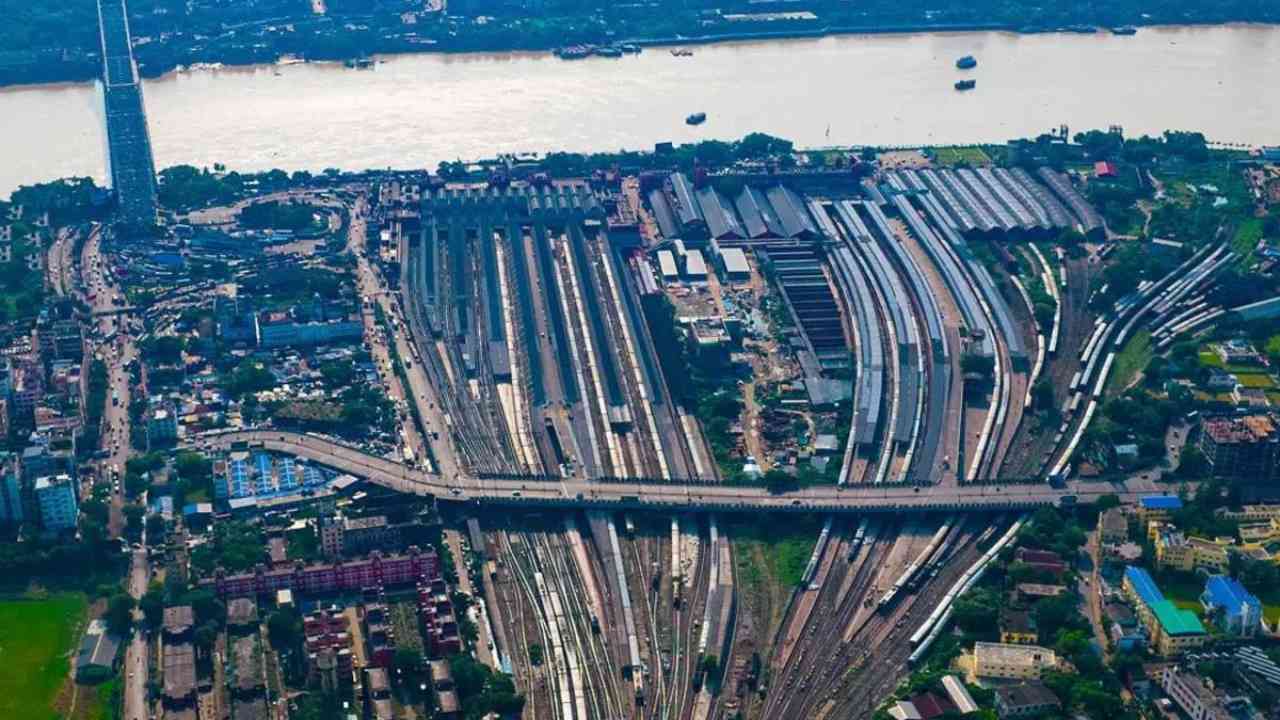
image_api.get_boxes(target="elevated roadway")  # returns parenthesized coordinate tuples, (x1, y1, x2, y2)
(206, 430, 1158, 514)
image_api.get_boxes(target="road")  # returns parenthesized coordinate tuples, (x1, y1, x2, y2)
(81, 229, 140, 535)
(200, 429, 1170, 515)
(124, 548, 151, 720)
(80, 227, 150, 720)
(346, 197, 431, 468)
(346, 196, 462, 483)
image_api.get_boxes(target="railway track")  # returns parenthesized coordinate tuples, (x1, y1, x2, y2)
(500, 518, 631, 719)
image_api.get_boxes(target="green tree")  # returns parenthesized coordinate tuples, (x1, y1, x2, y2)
(953, 588, 1000, 634)
(105, 593, 136, 637)
(267, 608, 303, 652)
(140, 583, 165, 628)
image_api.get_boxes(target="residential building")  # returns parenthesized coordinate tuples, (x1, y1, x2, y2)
(342, 515, 401, 555)
(205, 547, 440, 598)
(972, 642, 1058, 680)
(1197, 414, 1280, 484)
(0, 452, 23, 525)
(1215, 339, 1261, 366)
(34, 474, 77, 533)
(1122, 566, 1209, 655)
(1161, 666, 1231, 720)
(318, 514, 343, 559)
(1200, 575, 1262, 637)
(999, 609, 1038, 645)
(1015, 584, 1067, 603)
(1012, 548, 1066, 578)
(1153, 527, 1230, 574)
(1098, 507, 1128, 545)
(1106, 602, 1145, 651)
(994, 682, 1061, 718)
(146, 404, 179, 448)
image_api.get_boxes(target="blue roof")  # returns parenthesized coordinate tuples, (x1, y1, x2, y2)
(1125, 566, 1164, 606)
(1203, 575, 1261, 617)
(1140, 495, 1183, 510)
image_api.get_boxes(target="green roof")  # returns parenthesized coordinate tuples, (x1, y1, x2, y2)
(1150, 600, 1206, 636)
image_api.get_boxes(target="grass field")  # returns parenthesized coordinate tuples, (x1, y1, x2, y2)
(0, 594, 88, 720)
(934, 146, 991, 166)
(1110, 330, 1153, 396)
(1231, 217, 1264, 267)
(726, 515, 823, 589)
(1235, 373, 1276, 389)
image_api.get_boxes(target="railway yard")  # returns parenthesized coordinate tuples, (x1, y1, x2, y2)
(289, 153, 1244, 719)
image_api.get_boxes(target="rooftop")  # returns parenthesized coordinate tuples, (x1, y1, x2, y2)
(1150, 599, 1206, 636)
(1140, 495, 1184, 510)
(163, 605, 195, 634)
(1203, 575, 1261, 617)
(1125, 566, 1164, 606)
(1000, 609, 1037, 636)
(1016, 583, 1067, 598)
(974, 641, 1057, 669)
(227, 597, 259, 626)
(720, 246, 750, 275)
(996, 682, 1060, 710)
(1202, 414, 1278, 444)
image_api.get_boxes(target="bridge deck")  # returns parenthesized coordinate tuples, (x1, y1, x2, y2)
(207, 431, 1142, 514)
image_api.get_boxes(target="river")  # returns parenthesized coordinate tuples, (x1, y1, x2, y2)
(4, 23, 1280, 196)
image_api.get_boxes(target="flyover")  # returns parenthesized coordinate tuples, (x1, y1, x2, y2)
(206, 430, 1161, 514)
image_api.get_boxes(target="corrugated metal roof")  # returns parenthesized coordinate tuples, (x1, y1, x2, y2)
(684, 250, 708, 278)
(721, 247, 750, 275)
(940, 675, 979, 715)
(648, 190, 679, 238)
(766, 185, 817, 238)
(657, 250, 678, 278)
(1204, 575, 1260, 617)
(669, 173, 704, 228)
(735, 186, 783, 238)
(696, 187, 745, 240)
(1151, 599, 1205, 636)
(1125, 566, 1163, 607)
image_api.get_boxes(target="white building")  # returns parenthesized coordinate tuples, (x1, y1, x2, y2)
(1161, 667, 1230, 720)
(35, 474, 78, 533)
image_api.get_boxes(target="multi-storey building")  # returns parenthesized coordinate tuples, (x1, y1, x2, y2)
(146, 403, 179, 449)
(1123, 566, 1208, 656)
(1153, 526, 1230, 574)
(34, 473, 78, 533)
(1201, 575, 1262, 637)
(972, 642, 1058, 680)
(205, 547, 440, 597)
(1161, 667, 1231, 720)
(0, 452, 23, 525)
(1198, 414, 1279, 484)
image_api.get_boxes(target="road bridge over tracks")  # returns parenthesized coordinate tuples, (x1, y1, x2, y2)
(205, 430, 1162, 515)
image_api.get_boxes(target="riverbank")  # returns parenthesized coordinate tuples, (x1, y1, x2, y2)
(2, 12, 1279, 90)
